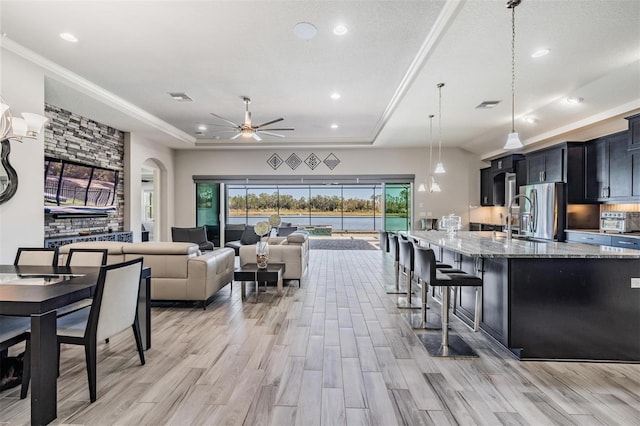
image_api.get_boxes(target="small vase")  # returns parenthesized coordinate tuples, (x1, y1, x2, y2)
(256, 241, 269, 269)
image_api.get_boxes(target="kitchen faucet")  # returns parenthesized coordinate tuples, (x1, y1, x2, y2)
(506, 194, 532, 240)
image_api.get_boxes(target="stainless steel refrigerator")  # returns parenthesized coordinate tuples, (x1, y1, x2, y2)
(518, 182, 566, 241)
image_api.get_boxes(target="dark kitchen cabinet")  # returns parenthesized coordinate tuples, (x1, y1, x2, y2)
(480, 167, 493, 206)
(633, 151, 640, 197)
(525, 143, 587, 203)
(585, 131, 632, 202)
(626, 113, 640, 151)
(526, 146, 563, 184)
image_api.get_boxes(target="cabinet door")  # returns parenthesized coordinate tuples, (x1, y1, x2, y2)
(628, 114, 640, 151)
(633, 152, 640, 197)
(543, 148, 564, 182)
(608, 133, 632, 198)
(526, 153, 545, 184)
(585, 138, 607, 200)
(480, 168, 493, 206)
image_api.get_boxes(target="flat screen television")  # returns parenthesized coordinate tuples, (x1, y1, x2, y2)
(44, 157, 119, 217)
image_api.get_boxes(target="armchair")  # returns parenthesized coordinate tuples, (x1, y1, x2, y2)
(171, 226, 215, 251)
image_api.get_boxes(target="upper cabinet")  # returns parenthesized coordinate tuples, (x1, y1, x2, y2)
(626, 113, 640, 151)
(525, 143, 586, 203)
(480, 167, 493, 206)
(526, 146, 564, 184)
(585, 131, 633, 202)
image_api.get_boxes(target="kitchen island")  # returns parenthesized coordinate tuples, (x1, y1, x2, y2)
(409, 231, 640, 362)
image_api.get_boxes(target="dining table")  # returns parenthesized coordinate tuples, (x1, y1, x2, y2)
(0, 264, 151, 426)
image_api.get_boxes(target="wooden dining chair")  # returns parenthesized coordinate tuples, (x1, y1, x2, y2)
(22, 257, 145, 402)
(56, 248, 110, 318)
(65, 248, 108, 267)
(13, 247, 58, 266)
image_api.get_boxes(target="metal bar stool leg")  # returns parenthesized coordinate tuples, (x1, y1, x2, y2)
(474, 286, 482, 332)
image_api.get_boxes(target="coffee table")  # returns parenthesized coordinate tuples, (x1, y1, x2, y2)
(234, 263, 285, 302)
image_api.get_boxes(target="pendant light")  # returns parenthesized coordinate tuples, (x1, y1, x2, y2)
(504, 0, 523, 150)
(428, 114, 441, 192)
(434, 83, 446, 174)
(417, 117, 429, 192)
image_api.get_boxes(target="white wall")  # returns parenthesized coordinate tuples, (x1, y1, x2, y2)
(0, 50, 46, 263)
(174, 147, 484, 230)
(125, 134, 174, 242)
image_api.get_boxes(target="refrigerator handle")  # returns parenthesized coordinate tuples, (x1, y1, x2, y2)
(530, 189, 538, 233)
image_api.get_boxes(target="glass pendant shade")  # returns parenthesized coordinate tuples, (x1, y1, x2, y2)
(417, 183, 427, 192)
(504, 131, 523, 150)
(434, 162, 446, 174)
(429, 176, 441, 192)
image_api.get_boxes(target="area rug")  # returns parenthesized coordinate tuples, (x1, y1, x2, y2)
(309, 238, 378, 250)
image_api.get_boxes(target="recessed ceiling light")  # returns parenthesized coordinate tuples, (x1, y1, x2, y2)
(566, 96, 584, 104)
(531, 48, 550, 58)
(475, 100, 501, 109)
(331, 123, 339, 129)
(168, 92, 192, 101)
(330, 93, 341, 100)
(333, 25, 348, 36)
(293, 22, 317, 40)
(60, 32, 78, 43)
(524, 116, 537, 124)
(198, 125, 207, 131)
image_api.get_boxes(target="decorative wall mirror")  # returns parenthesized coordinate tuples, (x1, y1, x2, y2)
(0, 139, 18, 204)
(0, 98, 48, 204)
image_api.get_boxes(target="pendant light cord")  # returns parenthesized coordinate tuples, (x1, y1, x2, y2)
(511, 5, 516, 133)
(428, 114, 434, 171)
(437, 83, 444, 163)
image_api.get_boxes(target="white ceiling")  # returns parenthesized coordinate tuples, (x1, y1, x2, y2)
(1, 0, 639, 159)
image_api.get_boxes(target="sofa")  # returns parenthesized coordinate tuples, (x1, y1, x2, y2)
(238, 231, 309, 280)
(58, 241, 235, 309)
(171, 226, 215, 251)
(224, 224, 261, 255)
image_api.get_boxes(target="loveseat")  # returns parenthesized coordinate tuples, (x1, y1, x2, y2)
(238, 231, 309, 280)
(58, 241, 235, 309)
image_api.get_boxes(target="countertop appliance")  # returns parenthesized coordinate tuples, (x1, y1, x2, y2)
(600, 211, 640, 233)
(518, 182, 565, 241)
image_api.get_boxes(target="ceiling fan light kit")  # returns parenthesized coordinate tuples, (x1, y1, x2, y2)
(504, 0, 524, 150)
(209, 97, 294, 141)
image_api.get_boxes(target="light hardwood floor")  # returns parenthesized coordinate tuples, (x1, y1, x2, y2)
(1, 249, 639, 425)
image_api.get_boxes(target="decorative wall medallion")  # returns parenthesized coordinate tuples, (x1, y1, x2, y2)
(305, 153, 321, 170)
(323, 153, 341, 170)
(266, 153, 283, 170)
(285, 153, 302, 170)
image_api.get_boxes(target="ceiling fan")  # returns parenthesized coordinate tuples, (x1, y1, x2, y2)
(209, 97, 294, 142)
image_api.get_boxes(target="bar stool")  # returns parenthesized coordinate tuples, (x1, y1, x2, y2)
(414, 246, 482, 357)
(397, 239, 419, 309)
(386, 234, 403, 294)
(411, 241, 465, 329)
(379, 230, 389, 253)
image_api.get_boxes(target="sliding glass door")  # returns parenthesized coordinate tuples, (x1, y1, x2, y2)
(383, 183, 411, 232)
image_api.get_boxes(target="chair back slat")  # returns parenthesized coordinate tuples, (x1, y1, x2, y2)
(88, 257, 143, 341)
(14, 248, 58, 266)
(66, 248, 108, 267)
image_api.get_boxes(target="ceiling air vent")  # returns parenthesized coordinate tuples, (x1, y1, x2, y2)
(476, 100, 501, 109)
(169, 92, 192, 102)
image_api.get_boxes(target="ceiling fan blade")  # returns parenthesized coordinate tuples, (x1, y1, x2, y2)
(206, 123, 239, 129)
(255, 117, 284, 128)
(211, 130, 239, 134)
(230, 133, 242, 140)
(259, 128, 294, 131)
(257, 131, 286, 138)
(252, 132, 263, 142)
(210, 113, 241, 128)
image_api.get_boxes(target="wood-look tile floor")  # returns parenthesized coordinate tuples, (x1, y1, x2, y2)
(2, 250, 639, 425)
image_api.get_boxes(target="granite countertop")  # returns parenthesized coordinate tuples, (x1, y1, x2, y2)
(408, 231, 640, 259)
(565, 229, 640, 239)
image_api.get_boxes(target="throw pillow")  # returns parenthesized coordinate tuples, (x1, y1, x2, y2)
(240, 225, 260, 245)
(287, 232, 306, 244)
